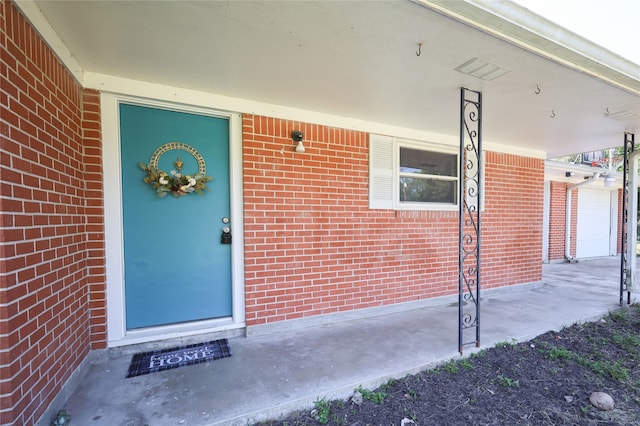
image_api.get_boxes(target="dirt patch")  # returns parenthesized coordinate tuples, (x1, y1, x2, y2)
(257, 304, 640, 426)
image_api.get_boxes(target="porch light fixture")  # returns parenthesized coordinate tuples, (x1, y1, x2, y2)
(604, 175, 616, 187)
(454, 57, 510, 81)
(291, 130, 305, 153)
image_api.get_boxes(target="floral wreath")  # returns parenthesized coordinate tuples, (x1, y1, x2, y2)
(139, 142, 213, 198)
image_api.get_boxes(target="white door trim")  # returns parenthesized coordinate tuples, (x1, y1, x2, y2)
(101, 93, 245, 347)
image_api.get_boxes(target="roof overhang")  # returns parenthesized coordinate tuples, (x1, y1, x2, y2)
(14, 0, 640, 158)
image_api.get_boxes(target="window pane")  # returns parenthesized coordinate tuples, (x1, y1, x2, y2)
(400, 148, 457, 177)
(400, 177, 457, 204)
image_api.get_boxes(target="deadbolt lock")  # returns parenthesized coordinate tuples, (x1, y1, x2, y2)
(221, 227, 232, 244)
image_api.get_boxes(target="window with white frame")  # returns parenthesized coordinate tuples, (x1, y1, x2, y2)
(369, 134, 462, 210)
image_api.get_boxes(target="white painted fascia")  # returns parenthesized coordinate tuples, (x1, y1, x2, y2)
(415, 0, 640, 96)
(545, 160, 623, 187)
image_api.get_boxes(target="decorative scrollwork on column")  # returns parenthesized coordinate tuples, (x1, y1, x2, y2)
(620, 133, 635, 305)
(459, 88, 482, 354)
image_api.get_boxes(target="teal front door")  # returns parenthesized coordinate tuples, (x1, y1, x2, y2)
(120, 103, 232, 329)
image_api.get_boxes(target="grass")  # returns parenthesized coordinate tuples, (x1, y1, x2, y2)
(438, 357, 474, 375)
(612, 330, 640, 351)
(494, 338, 517, 348)
(440, 359, 460, 374)
(538, 308, 639, 384)
(545, 346, 574, 360)
(355, 385, 387, 404)
(495, 374, 520, 388)
(312, 398, 331, 425)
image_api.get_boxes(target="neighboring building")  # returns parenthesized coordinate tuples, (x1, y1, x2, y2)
(544, 160, 623, 263)
(1, 1, 638, 425)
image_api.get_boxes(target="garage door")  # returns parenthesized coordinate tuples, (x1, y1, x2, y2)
(576, 188, 616, 258)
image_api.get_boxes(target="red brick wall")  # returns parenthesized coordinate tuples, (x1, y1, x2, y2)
(0, 2, 105, 425)
(482, 153, 544, 287)
(242, 115, 544, 326)
(548, 181, 569, 261)
(570, 191, 578, 256)
(82, 92, 107, 349)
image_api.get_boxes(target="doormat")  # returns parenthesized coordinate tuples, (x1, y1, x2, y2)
(126, 339, 231, 378)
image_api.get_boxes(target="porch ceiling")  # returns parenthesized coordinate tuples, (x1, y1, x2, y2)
(23, 0, 640, 158)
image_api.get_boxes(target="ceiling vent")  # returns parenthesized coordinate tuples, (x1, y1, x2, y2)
(604, 110, 638, 121)
(455, 57, 510, 81)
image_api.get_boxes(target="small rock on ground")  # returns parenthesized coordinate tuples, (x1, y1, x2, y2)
(589, 391, 614, 411)
(351, 391, 363, 406)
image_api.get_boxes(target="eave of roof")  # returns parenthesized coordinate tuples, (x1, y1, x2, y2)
(416, 0, 640, 95)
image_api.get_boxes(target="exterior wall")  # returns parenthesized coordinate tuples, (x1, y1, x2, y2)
(243, 115, 545, 326)
(83, 95, 107, 349)
(547, 181, 581, 261)
(482, 153, 544, 287)
(0, 2, 105, 425)
(548, 181, 570, 261)
(547, 181, 622, 262)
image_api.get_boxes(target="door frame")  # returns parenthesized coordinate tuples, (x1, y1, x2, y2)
(101, 93, 245, 347)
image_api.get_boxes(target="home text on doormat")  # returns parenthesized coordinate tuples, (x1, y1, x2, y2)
(126, 339, 231, 378)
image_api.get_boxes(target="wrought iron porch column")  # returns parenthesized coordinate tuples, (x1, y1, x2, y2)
(621, 132, 636, 305)
(459, 88, 482, 354)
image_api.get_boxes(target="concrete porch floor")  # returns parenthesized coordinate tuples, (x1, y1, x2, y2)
(58, 257, 638, 426)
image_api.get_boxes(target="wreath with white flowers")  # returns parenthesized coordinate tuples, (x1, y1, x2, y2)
(139, 142, 213, 198)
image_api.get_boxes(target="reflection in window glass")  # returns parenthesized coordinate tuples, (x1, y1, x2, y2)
(399, 146, 458, 205)
(400, 148, 457, 177)
(400, 177, 457, 204)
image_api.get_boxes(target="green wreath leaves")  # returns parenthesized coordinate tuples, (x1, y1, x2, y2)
(139, 162, 213, 198)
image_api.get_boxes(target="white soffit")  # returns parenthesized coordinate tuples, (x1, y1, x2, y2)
(14, 0, 640, 158)
(419, 0, 640, 95)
